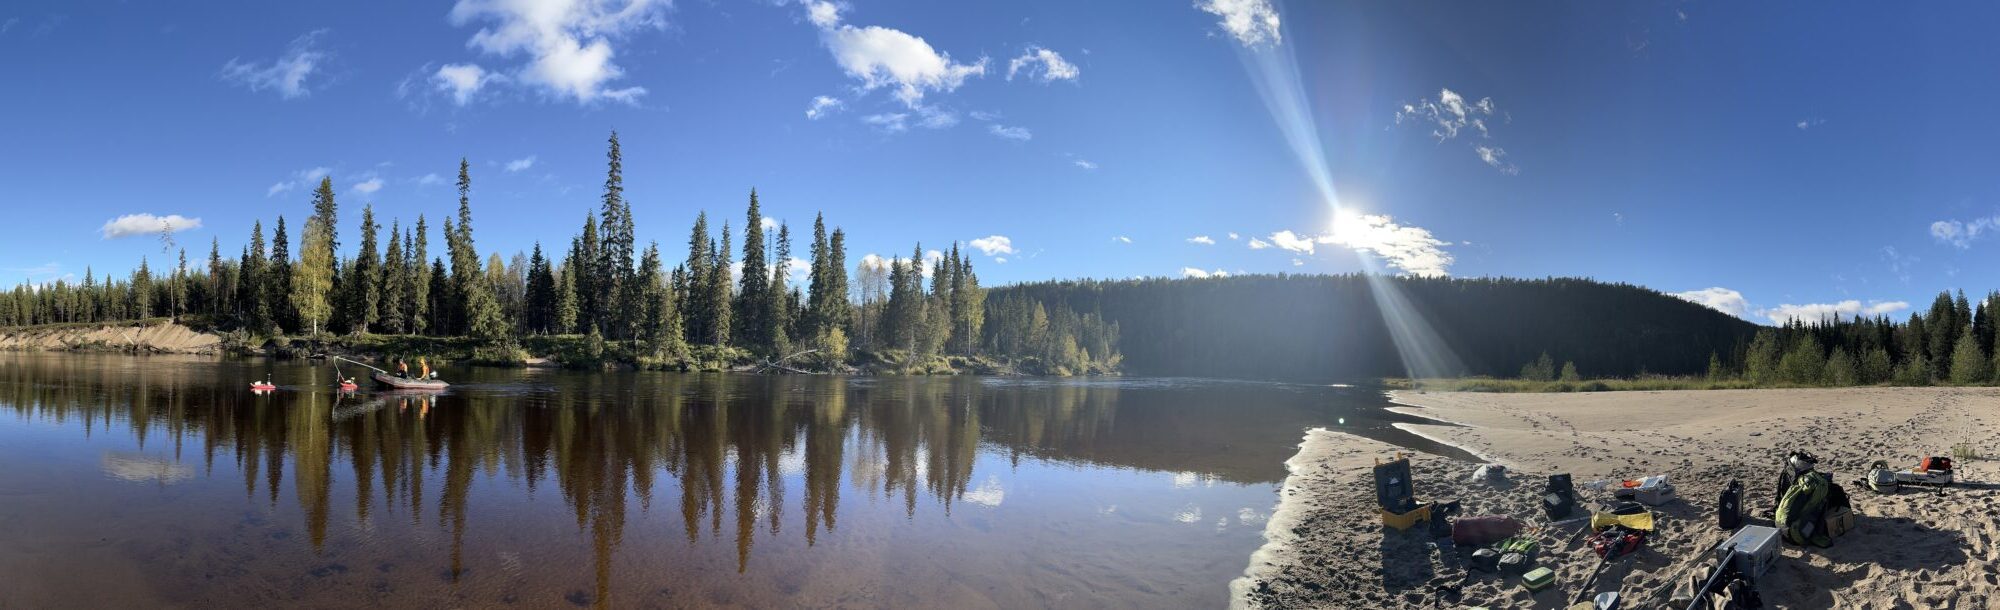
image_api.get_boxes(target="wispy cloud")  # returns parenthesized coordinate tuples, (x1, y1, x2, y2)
(1670, 287, 1752, 319)
(1796, 117, 1826, 131)
(1006, 46, 1079, 82)
(221, 29, 331, 99)
(101, 214, 202, 239)
(445, 0, 665, 104)
(415, 173, 446, 186)
(1930, 215, 2000, 249)
(267, 166, 332, 197)
(1266, 230, 1315, 254)
(1180, 267, 1229, 279)
(504, 155, 536, 172)
(988, 124, 1032, 141)
(1248, 237, 1271, 249)
(805, 95, 843, 119)
(1197, 0, 1281, 47)
(1113, 235, 1132, 244)
(1072, 159, 1098, 170)
(1317, 212, 1453, 277)
(1396, 88, 1516, 174)
(352, 177, 384, 194)
(1186, 235, 1215, 245)
(863, 113, 909, 132)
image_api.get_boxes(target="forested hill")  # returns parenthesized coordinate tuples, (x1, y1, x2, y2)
(988, 275, 1760, 382)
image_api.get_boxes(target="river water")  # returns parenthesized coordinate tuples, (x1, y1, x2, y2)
(0, 352, 1460, 608)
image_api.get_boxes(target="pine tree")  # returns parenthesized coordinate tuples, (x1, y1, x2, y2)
(450, 159, 508, 342)
(207, 238, 228, 319)
(765, 222, 793, 357)
(240, 221, 271, 333)
(293, 217, 336, 336)
(735, 190, 769, 348)
(410, 216, 431, 335)
(427, 258, 450, 337)
(553, 256, 579, 334)
(170, 248, 189, 320)
(707, 222, 734, 346)
(131, 258, 153, 318)
(826, 228, 850, 334)
(269, 216, 294, 333)
(574, 215, 603, 334)
(597, 130, 636, 338)
(524, 243, 554, 334)
(684, 212, 713, 343)
(950, 249, 983, 355)
(349, 204, 381, 334)
(638, 242, 686, 358)
(381, 221, 407, 334)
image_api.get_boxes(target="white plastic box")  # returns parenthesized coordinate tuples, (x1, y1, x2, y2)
(1719, 525, 1779, 578)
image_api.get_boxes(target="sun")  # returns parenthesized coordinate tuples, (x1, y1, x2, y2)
(1330, 206, 1363, 239)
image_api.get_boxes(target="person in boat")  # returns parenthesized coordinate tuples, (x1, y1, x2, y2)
(419, 357, 430, 380)
(396, 358, 410, 378)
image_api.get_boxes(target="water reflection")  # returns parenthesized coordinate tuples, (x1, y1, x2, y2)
(0, 353, 1435, 608)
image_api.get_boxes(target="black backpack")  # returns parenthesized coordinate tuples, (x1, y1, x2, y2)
(1543, 474, 1576, 520)
(1718, 480, 1744, 530)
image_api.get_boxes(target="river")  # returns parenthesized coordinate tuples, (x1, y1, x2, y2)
(0, 352, 1461, 608)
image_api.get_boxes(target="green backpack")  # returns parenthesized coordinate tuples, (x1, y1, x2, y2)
(1776, 470, 1832, 547)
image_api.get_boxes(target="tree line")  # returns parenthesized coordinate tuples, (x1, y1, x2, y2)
(1694, 290, 2000, 387)
(0, 132, 1116, 371)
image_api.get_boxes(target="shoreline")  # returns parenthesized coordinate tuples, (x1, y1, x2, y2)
(1238, 387, 2000, 608)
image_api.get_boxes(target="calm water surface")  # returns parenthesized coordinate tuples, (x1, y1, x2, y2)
(0, 352, 1457, 608)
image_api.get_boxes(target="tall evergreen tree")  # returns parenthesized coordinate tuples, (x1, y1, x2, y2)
(637, 242, 686, 357)
(735, 190, 769, 348)
(348, 204, 381, 333)
(131, 258, 153, 318)
(766, 222, 793, 357)
(410, 216, 431, 334)
(573, 215, 603, 333)
(381, 221, 407, 334)
(684, 212, 714, 343)
(239, 221, 271, 333)
(707, 222, 734, 346)
(524, 243, 555, 334)
(597, 130, 636, 338)
(269, 216, 294, 333)
(450, 159, 508, 341)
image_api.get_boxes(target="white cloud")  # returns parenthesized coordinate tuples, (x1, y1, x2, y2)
(1670, 287, 1752, 319)
(988, 124, 1032, 141)
(353, 177, 384, 194)
(1187, 235, 1215, 245)
(416, 173, 446, 186)
(968, 235, 1015, 256)
(101, 214, 203, 239)
(1181, 267, 1228, 279)
(1073, 159, 1098, 170)
(1266, 230, 1314, 254)
(432, 63, 499, 105)
(1673, 286, 1910, 325)
(857, 253, 892, 273)
(804, 0, 987, 108)
(863, 112, 909, 132)
(760, 216, 780, 232)
(1316, 211, 1454, 277)
(994, 257, 1007, 264)
(805, 95, 843, 119)
(962, 475, 1005, 507)
(1291, 258, 1304, 266)
(221, 30, 330, 99)
(1931, 215, 2000, 249)
(266, 166, 332, 197)
(1764, 300, 1910, 325)
(1227, 232, 1240, 240)
(1247, 237, 1272, 249)
(504, 155, 537, 172)
(1475, 145, 1517, 175)
(917, 106, 959, 129)
(1006, 46, 1079, 82)
(1198, 0, 1282, 47)
(1397, 88, 1515, 173)
(446, 0, 665, 105)
(1796, 118, 1825, 130)
(1113, 235, 1132, 244)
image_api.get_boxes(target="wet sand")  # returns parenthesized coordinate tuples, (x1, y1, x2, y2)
(1236, 387, 2000, 608)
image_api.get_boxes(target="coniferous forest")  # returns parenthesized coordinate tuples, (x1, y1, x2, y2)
(11, 132, 1978, 384)
(0, 132, 1113, 374)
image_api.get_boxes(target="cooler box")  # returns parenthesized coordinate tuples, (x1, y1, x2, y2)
(1521, 567, 1556, 592)
(1374, 454, 1429, 530)
(1381, 502, 1433, 531)
(1718, 525, 1779, 578)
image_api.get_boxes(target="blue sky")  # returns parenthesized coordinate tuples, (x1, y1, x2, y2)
(5, 1, 2000, 325)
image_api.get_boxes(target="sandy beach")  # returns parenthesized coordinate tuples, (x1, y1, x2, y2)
(1235, 387, 2000, 608)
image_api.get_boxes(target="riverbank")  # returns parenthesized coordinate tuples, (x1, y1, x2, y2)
(1238, 388, 2000, 608)
(0, 321, 1116, 376)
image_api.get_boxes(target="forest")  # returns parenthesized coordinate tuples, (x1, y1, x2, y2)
(1707, 291, 2000, 387)
(988, 275, 1761, 381)
(0, 133, 1118, 374)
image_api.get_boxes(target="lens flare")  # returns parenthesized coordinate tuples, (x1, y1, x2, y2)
(1228, 3, 1464, 379)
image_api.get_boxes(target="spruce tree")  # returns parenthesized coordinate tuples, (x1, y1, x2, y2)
(410, 216, 431, 334)
(131, 258, 153, 318)
(554, 256, 578, 334)
(597, 130, 636, 338)
(573, 215, 603, 332)
(450, 160, 508, 342)
(524, 243, 554, 334)
(269, 216, 294, 333)
(735, 190, 769, 348)
(766, 222, 793, 357)
(685, 212, 713, 343)
(240, 221, 271, 333)
(349, 204, 381, 333)
(708, 223, 733, 346)
(381, 221, 407, 334)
